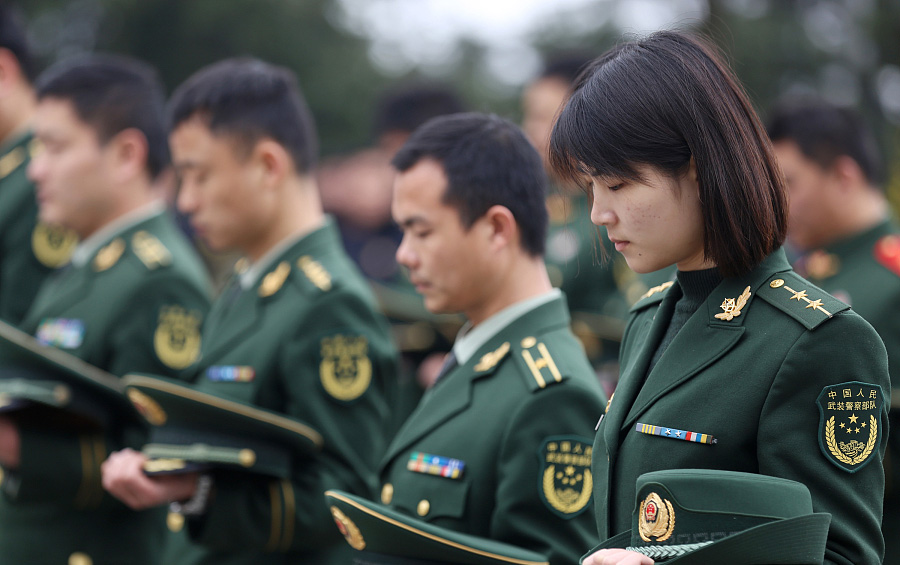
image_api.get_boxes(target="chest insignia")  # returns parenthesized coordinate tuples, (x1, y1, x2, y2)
(32, 222, 78, 268)
(817, 381, 883, 473)
(407, 451, 465, 479)
(639, 491, 676, 542)
(635, 422, 717, 445)
(320, 334, 372, 401)
(714, 286, 751, 321)
(35, 318, 84, 349)
(154, 306, 202, 370)
(474, 341, 509, 372)
(206, 366, 256, 382)
(93, 238, 125, 272)
(259, 261, 291, 297)
(539, 436, 593, 518)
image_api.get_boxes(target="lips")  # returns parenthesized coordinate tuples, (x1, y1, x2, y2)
(609, 237, 630, 252)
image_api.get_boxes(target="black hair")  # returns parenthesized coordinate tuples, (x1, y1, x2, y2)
(168, 57, 318, 173)
(393, 112, 548, 257)
(374, 82, 465, 138)
(0, 2, 37, 83)
(767, 96, 885, 187)
(550, 30, 787, 277)
(36, 54, 169, 179)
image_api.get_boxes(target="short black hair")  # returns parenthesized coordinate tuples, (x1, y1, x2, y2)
(0, 2, 36, 83)
(393, 112, 548, 257)
(168, 57, 318, 173)
(374, 82, 465, 138)
(539, 51, 595, 86)
(550, 30, 787, 277)
(36, 54, 169, 179)
(767, 96, 885, 187)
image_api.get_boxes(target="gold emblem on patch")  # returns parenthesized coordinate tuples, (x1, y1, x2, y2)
(818, 382, 882, 472)
(154, 306, 202, 370)
(259, 261, 291, 297)
(127, 388, 167, 425)
(32, 222, 77, 268)
(93, 238, 125, 271)
(132, 231, 171, 269)
(320, 335, 372, 401)
(714, 286, 751, 321)
(639, 492, 675, 542)
(330, 506, 366, 550)
(540, 437, 593, 517)
(474, 342, 510, 372)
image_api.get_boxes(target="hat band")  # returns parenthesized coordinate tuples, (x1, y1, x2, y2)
(626, 541, 713, 561)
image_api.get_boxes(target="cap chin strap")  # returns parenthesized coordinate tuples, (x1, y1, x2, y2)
(626, 540, 713, 561)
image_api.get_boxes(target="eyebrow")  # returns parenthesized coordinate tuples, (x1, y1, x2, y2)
(396, 216, 429, 230)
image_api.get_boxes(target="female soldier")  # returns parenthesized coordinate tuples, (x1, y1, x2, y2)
(549, 30, 889, 565)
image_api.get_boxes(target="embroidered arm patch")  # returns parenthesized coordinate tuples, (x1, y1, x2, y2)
(538, 436, 593, 518)
(816, 381, 884, 473)
(320, 334, 372, 401)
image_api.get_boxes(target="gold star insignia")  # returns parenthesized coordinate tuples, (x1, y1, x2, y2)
(854, 428, 861, 434)
(805, 299, 824, 310)
(848, 414, 859, 424)
(790, 289, 808, 301)
(840, 422, 846, 429)
(862, 422, 867, 428)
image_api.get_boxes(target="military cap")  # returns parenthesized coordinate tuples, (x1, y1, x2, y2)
(593, 469, 832, 564)
(325, 489, 549, 565)
(123, 374, 322, 478)
(0, 320, 139, 427)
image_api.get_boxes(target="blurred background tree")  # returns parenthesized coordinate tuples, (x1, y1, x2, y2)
(18, 0, 900, 205)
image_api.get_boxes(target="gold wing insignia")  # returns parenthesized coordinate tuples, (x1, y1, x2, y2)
(715, 286, 751, 321)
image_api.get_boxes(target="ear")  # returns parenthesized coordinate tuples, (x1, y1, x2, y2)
(0, 48, 24, 94)
(481, 205, 518, 252)
(830, 155, 867, 192)
(108, 128, 150, 182)
(250, 138, 292, 191)
(687, 155, 698, 184)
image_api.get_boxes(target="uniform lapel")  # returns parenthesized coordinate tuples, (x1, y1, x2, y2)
(198, 282, 265, 365)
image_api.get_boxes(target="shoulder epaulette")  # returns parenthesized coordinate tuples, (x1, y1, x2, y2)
(874, 235, 900, 278)
(297, 255, 332, 292)
(512, 336, 570, 392)
(132, 231, 172, 270)
(630, 281, 673, 313)
(756, 272, 849, 330)
(0, 147, 25, 180)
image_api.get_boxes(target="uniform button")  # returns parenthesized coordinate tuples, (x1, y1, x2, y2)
(167, 511, 185, 532)
(381, 483, 394, 504)
(69, 553, 92, 565)
(417, 499, 430, 517)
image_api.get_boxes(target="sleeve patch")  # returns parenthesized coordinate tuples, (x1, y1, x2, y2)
(816, 381, 884, 473)
(320, 335, 372, 401)
(538, 436, 593, 518)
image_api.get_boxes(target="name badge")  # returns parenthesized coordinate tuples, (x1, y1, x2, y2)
(36, 318, 84, 349)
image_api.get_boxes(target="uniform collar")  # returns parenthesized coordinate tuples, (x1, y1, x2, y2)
(238, 217, 330, 289)
(820, 217, 896, 259)
(452, 289, 561, 365)
(70, 200, 166, 267)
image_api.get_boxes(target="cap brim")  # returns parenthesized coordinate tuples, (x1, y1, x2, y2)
(596, 513, 831, 565)
(325, 490, 549, 565)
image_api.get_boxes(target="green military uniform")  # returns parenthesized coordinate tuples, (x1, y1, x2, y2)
(0, 132, 77, 325)
(166, 219, 397, 564)
(378, 292, 606, 565)
(0, 206, 211, 565)
(594, 249, 889, 565)
(792, 218, 900, 563)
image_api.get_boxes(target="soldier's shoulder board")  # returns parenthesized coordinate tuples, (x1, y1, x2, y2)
(132, 231, 172, 270)
(630, 281, 674, 313)
(297, 255, 333, 293)
(512, 336, 570, 392)
(756, 272, 849, 330)
(874, 235, 900, 278)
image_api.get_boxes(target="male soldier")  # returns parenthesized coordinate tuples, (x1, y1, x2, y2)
(0, 4, 77, 325)
(767, 97, 900, 564)
(379, 112, 606, 564)
(0, 55, 211, 563)
(101, 57, 397, 564)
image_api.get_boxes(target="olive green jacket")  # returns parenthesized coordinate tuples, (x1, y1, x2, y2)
(170, 220, 397, 565)
(0, 132, 76, 325)
(379, 295, 607, 565)
(0, 210, 210, 565)
(593, 249, 889, 565)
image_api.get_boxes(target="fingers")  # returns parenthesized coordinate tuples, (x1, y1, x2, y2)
(582, 549, 654, 565)
(101, 449, 167, 510)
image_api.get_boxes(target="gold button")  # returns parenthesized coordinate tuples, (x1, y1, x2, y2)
(521, 337, 537, 348)
(417, 499, 430, 517)
(238, 449, 256, 467)
(381, 483, 394, 504)
(167, 511, 185, 532)
(770, 279, 784, 288)
(69, 553, 92, 565)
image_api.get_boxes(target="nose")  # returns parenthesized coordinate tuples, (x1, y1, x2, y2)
(176, 180, 197, 215)
(27, 152, 46, 185)
(589, 195, 616, 227)
(395, 234, 418, 270)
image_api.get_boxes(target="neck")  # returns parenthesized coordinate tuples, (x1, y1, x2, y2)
(0, 89, 35, 144)
(79, 179, 162, 239)
(465, 254, 553, 327)
(819, 190, 887, 248)
(244, 175, 325, 262)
